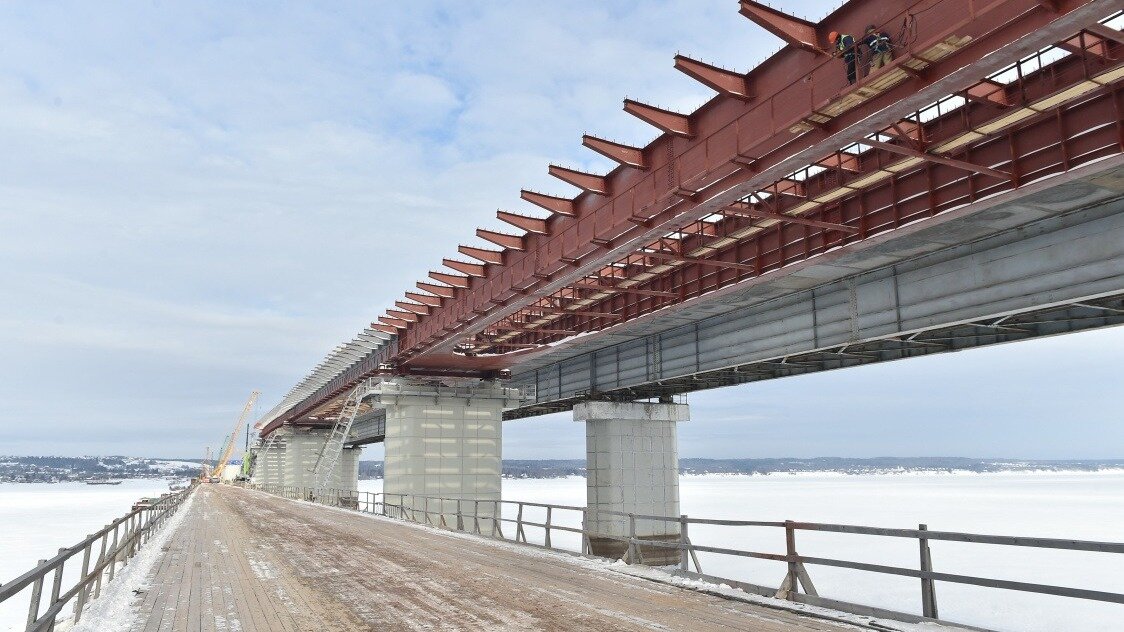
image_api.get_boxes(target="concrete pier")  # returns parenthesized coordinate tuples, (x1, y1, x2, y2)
(381, 379, 522, 528)
(575, 400, 688, 564)
(251, 426, 359, 492)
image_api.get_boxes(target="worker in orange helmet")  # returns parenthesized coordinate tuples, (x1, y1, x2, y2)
(828, 31, 857, 85)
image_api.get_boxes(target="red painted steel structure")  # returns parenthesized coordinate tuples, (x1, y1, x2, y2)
(263, 0, 1124, 433)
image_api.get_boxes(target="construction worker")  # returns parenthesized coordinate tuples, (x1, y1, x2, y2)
(828, 31, 857, 85)
(864, 25, 893, 73)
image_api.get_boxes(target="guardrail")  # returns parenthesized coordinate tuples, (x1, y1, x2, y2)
(250, 483, 1124, 627)
(0, 485, 194, 632)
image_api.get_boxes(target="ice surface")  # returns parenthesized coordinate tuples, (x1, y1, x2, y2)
(0, 480, 176, 632)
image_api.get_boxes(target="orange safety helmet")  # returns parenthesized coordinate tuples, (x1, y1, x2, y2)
(828, 31, 839, 43)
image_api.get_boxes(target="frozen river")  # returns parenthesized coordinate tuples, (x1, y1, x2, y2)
(2, 472, 1122, 631)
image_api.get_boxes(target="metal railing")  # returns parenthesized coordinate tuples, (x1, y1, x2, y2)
(0, 485, 195, 632)
(251, 482, 1124, 627)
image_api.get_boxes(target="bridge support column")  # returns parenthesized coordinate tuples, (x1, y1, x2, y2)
(252, 427, 359, 493)
(382, 379, 524, 531)
(574, 400, 688, 565)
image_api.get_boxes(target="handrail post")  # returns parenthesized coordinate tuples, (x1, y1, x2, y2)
(679, 514, 689, 571)
(516, 503, 526, 543)
(627, 513, 637, 564)
(456, 499, 464, 531)
(73, 538, 94, 620)
(25, 559, 45, 631)
(545, 506, 553, 549)
(46, 549, 65, 632)
(473, 499, 481, 534)
(920, 523, 939, 619)
(93, 530, 109, 599)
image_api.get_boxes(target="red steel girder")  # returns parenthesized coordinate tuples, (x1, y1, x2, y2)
(521, 190, 577, 216)
(862, 138, 1013, 180)
(623, 99, 693, 137)
(273, 0, 1122, 430)
(476, 228, 526, 251)
(443, 258, 487, 277)
(721, 202, 858, 233)
(582, 134, 648, 168)
(458, 245, 504, 265)
(403, 0, 1119, 360)
(674, 55, 753, 100)
(548, 165, 610, 195)
(416, 282, 456, 298)
(496, 211, 548, 234)
(738, 0, 822, 52)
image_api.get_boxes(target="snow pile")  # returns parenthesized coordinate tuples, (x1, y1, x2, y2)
(62, 490, 196, 632)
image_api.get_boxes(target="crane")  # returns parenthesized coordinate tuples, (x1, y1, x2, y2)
(208, 390, 260, 480)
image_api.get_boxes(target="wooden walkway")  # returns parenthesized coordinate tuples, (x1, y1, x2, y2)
(125, 485, 860, 631)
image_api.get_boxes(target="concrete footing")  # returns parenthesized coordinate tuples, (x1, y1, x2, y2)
(575, 400, 688, 565)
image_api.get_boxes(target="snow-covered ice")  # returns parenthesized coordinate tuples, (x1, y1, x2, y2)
(0, 480, 175, 632)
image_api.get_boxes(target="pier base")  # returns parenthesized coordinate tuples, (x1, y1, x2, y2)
(575, 400, 688, 565)
(382, 379, 524, 531)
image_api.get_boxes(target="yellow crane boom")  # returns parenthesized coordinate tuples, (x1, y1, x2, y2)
(209, 390, 260, 479)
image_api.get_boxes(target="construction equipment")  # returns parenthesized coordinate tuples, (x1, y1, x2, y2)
(208, 391, 260, 479)
(199, 446, 212, 482)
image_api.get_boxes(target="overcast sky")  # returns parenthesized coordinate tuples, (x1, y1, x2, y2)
(0, 1, 1120, 460)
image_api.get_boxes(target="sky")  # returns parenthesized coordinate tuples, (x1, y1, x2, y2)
(0, 1, 1120, 460)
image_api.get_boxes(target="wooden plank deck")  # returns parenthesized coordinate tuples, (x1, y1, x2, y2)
(126, 485, 860, 631)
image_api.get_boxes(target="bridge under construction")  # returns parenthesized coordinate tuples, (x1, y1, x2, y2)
(3, 0, 1123, 630)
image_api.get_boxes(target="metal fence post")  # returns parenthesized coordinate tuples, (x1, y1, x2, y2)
(46, 549, 65, 632)
(920, 524, 939, 619)
(456, 499, 464, 531)
(25, 559, 45, 631)
(545, 506, 553, 549)
(516, 503, 526, 543)
(679, 514, 689, 571)
(627, 514, 637, 564)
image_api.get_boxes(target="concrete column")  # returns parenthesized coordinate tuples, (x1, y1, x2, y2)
(251, 427, 359, 493)
(381, 379, 525, 531)
(574, 400, 688, 564)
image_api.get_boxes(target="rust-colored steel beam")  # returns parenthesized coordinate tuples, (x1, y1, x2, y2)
(405, 291, 443, 307)
(370, 323, 399, 335)
(548, 165, 610, 195)
(530, 306, 623, 319)
(416, 282, 456, 298)
(521, 190, 577, 216)
(738, 0, 821, 52)
(623, 99, 693, 137)
(569, 281, 678, 298)
(674, 55, 753, 100)
(582, 134, 648, 168)
(863, 138, 1013, 179)
(642, 250, 759, 272)
(395, 301, 430, 316)
(721, 203, 859, 233)
(272, 0, 1123, 429)
(443, 258, 487, 277)
(378, 316, 408, 329)
(1087, 22, 1124, 43)
(476, 228, 526, 250)
(386, 309, 419, 323)
(427, 271, 470, 288)
(496, 210, 548, 234)
(492, 325, 579, 335)
(458, 245, 504, 265)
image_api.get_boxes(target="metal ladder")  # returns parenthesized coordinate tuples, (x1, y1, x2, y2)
(309, 382, 369, 494)
(251, 430, 282, 480)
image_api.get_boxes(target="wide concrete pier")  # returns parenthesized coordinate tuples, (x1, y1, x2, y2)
(122, 485, 856, 631)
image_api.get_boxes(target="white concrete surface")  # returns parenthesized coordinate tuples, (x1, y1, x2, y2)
(574, 401, 688, 539)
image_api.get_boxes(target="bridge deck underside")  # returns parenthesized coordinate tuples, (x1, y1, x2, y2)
(126, 486, 856, 632)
